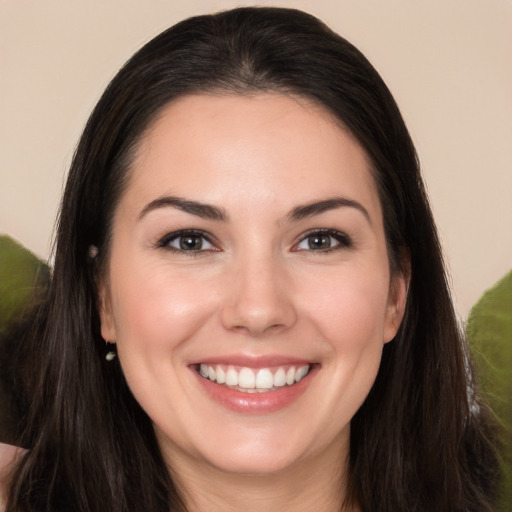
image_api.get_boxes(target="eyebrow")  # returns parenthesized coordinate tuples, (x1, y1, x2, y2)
(139, 195, 370, 225)
(287, 197, 371, 224)
(139, 196, 228, 221)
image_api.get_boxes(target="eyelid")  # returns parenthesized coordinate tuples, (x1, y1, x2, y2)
(156, 229, 220, 252)
(292, 228, 352, 252)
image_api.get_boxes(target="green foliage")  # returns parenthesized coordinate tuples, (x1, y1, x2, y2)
(0, 235, 49, 334)
(467, 270, 512, 511)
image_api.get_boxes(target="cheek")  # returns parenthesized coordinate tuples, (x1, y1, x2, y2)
(109, 259, 218, 353)
(106, 259, 221, 433)
(301, 263, 391, 350)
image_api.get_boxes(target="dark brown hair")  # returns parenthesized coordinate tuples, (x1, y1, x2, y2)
(8, 7, 500, 511)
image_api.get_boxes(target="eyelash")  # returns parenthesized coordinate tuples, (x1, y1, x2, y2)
(156, 229, 217, 256)
(293, 229, 352, 253)
(156, 228, 352, 255)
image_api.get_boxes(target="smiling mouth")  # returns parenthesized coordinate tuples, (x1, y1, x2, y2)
(197, 364, 311, 393)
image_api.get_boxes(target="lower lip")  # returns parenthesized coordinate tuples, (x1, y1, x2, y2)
(193, 366, 317, 414)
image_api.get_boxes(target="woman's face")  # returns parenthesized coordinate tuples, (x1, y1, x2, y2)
(99, 93, 407, 477)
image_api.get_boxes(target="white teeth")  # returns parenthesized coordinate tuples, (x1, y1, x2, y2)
(238, 368, 256, 389)
(216, 366, 226, 384)
(198, 364, 311, 390)
(295, 365, 309, 382)
(255, 368, 274, 389)
(225, 367, 239, 386)
(273, 367, 286, 387)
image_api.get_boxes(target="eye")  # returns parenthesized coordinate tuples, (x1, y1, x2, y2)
(158, 230, 216, 253)
(294, 229, 351, 252)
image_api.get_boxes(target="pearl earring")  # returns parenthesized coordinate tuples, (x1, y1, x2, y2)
(105, 342, 117, 361)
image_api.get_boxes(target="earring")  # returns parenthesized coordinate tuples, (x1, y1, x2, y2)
(88, 245, 99, 260)
(105, 342, 117, 361)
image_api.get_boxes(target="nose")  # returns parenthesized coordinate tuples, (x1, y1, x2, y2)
(220, 253, 297, 337)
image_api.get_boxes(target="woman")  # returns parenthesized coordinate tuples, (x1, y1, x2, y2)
(1, 7, 500, 511)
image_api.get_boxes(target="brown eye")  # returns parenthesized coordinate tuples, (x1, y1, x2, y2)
(307, 234, 332, 250)
(295, 230, 351, 252)
(159, 230, 215, 253)
(179, 234, 204, 250)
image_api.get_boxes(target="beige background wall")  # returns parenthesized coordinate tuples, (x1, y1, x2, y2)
(1, 0, 511, 319)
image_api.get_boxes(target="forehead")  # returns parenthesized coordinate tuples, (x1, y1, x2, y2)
(120, 93, 380, 220)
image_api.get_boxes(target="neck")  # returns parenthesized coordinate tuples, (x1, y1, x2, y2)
(165, 438, 359, 512)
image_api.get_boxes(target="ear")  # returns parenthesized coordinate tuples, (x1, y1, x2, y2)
(97, 278, 117, 342)
(383, 263, 410, 344)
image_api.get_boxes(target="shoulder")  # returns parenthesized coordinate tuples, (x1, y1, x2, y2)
(0, 442, 25, 510)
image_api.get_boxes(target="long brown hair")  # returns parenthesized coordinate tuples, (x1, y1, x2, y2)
(8, 7, 500, 511)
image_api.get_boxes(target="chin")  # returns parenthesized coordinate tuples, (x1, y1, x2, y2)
(203, 447, 306, 477)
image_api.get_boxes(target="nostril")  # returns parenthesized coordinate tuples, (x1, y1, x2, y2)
(230, 322, 287, 337)
(220, 285, 297, 336)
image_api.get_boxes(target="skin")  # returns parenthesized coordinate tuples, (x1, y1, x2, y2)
(0, 443, 25, 509)
(99, 93, 407, 512)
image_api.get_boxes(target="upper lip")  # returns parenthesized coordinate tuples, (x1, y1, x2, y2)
(189, 354, 314, 368)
